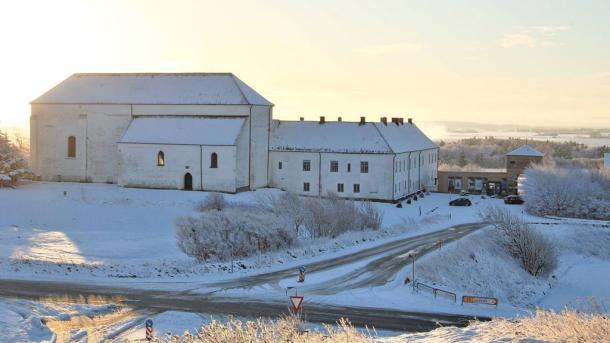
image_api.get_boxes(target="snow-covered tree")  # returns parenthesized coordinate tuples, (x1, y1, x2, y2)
(522, 165, 610, 220)
(480, 206, 557, 277)
(0, 130, 29, 187)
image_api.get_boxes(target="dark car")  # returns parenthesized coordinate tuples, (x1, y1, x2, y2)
(449, 198, 472, 206)
(504, 195, 524, 205)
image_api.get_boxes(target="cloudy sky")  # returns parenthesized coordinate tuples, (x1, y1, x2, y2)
(1, 0, 609, 132)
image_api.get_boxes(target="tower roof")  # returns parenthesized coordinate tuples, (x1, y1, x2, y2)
(506, 144, 545, 157)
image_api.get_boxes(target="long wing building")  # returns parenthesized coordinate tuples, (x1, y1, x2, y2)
(30, 73, 438, 202)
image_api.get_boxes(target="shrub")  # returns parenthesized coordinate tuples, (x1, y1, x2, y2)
(480, 206, 557, 277)
(196, 192, 227, 212)
(176, 206, 295, 262)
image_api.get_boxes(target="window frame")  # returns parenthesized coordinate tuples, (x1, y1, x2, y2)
(210, 152, 218, 168)
(360, 161, 369, 173)
(157, 150, 165, 166)
(303, 160, 311, 172)
(337, 183, 344, 193)
(67, 136, 76, 158)
(303, 182, 310, 192)
(330, 160, 339, 172)
(353, 183, 360, 193)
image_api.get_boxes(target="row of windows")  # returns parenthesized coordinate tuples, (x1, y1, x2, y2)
(394, 153, 437, 173)
(302, 182, 360, 193)
(157, 151, 218, 168)
(279, 160, 369, 173)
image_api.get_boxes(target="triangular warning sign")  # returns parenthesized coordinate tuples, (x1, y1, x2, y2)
(289, 296, 304, 312)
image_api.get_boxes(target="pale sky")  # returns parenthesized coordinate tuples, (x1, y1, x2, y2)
(1, 0, 609, 133)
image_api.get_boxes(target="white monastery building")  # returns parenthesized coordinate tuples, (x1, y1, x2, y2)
(30, 73, 438, 202)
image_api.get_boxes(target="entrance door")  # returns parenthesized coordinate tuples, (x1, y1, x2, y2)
(184, 173, 193, 190)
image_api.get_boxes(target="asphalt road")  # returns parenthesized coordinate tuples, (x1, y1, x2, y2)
(0, 222, 488, 334)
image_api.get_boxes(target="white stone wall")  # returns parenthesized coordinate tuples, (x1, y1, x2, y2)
(118, 143, 237, 192)
(269, 151, 394, 200)
(30, 104, 131, 182)
(249, 105, 271, 188)
(269, 151, 320, 195)
(392, 148, 439, 199)
(132, 104, 250, 116)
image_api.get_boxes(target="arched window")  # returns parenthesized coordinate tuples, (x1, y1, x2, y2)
(157, 151, 165, 166)
(210, 152, 218, 168)
(67, 136, 76, 158)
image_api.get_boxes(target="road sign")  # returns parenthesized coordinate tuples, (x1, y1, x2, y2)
(462, 295, 498, 306)
(289, 295, 304, 312)
(145, 319, 153, 341)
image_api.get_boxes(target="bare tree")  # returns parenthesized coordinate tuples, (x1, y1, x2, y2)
(480, 206, 557, 277)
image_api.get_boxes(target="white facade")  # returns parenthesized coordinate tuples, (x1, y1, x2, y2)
(605, 153, 610, 169)
(31, 73, 438, 201)
(269, 119, 438, 201)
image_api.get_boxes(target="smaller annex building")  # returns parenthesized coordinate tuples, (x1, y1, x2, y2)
(269, 116, 439, 202)
(437, 144, 544, 195)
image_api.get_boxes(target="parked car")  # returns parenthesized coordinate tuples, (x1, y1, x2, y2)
(504, 195, 524, 205)
(449, 198, 472, 206)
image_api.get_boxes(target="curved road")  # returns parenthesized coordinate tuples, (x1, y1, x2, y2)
(0, 222, 488, 334)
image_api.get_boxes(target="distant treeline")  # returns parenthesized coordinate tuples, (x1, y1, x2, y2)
(438, 137, 608, 170)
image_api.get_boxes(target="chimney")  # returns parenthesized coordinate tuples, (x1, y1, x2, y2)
(408, 118, 413, 124)
(380, 117, 387, 125)
(299, 117, 304, 121)
(391, 117, 400, 125)
(359, 116, 366, 126)
(338, 116, 342, 122)
(319, 116, 325, 124)
(398, 117, 404, 125)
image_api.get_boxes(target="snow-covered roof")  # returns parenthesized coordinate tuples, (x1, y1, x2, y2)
(119, 117, 245, 146)
(506, 144, 544, 157)
(32, 73, 273, 106)
(605, 153, 610, 168)
(373, 122, 438, 153)
(269, 120, 438, 154)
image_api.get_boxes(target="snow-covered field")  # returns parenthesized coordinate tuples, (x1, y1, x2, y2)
(1, 181, 609, 341)
(0, 181, 487, 284)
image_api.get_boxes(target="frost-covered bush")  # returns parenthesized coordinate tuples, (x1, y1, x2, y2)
(302, 195, 383, 239)
(522, 165, 610, 220)
(259, 192, 383, 239)
(196, 192, 227, 212)
(481, 206, 557, 277)
(176, 206, 295, 262)
(0, 130, 29, 187)
(180, 191, 384, 261)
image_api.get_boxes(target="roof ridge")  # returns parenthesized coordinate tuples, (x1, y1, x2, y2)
(73, 72, 235, 77)
(229, 75, 250, 106)
(372, 123, 394, 153)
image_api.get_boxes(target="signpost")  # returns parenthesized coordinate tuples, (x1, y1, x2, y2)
(462, 295, 498, 307)
(145, 319, 153, 341)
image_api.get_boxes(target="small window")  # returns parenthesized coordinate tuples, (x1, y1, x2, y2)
(157, 151, 165, 166)
(303, 160, 311, 171)
(67, 136, 76, 158)
(360, 161, 369, 173)
(303, 182, 310, 192)
(330, 160, 339, 172)
(347, 163, 351, 172)
(353, 184, 360, 193)
(337, 183, 344, 193)
(278, 161, 283, 170)
(210, 152, 218, 168)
